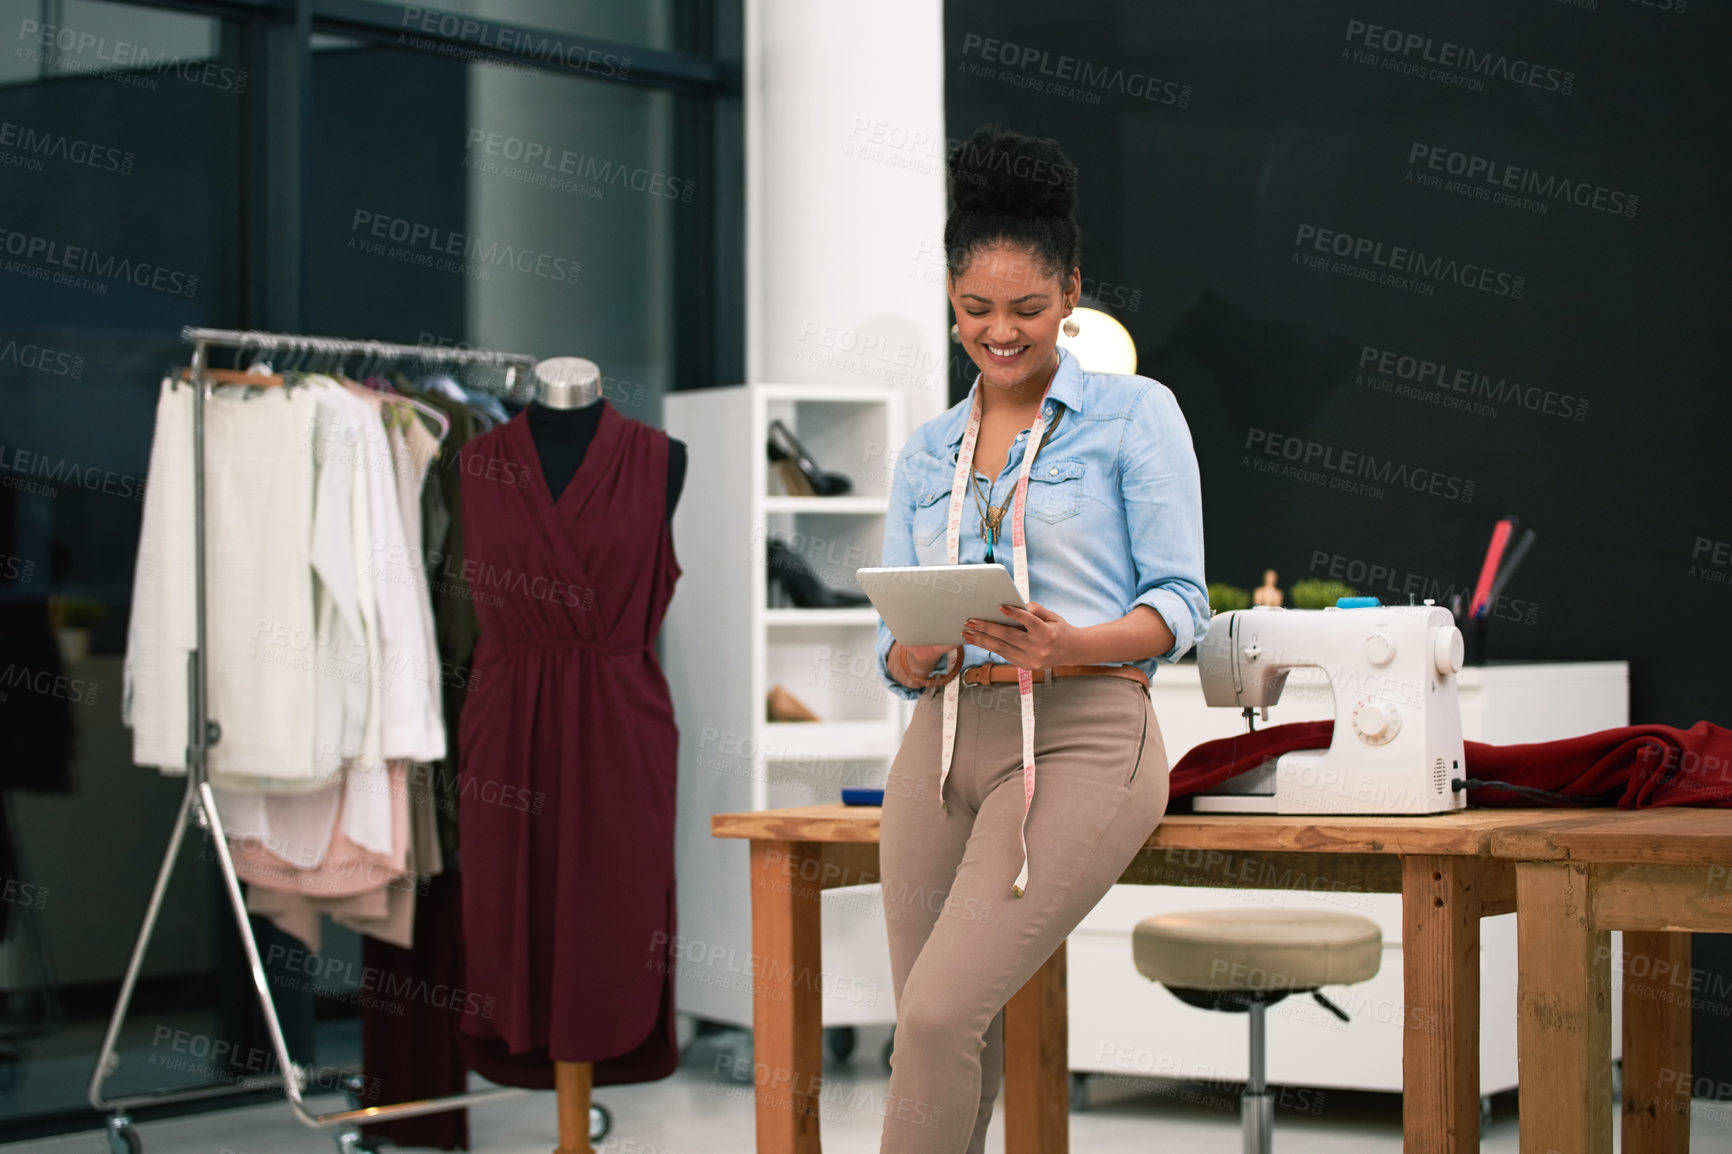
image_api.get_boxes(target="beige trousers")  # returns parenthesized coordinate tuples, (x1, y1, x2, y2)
(878, 676, 1170, 1153)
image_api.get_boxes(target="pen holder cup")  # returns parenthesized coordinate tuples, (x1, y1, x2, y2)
(1457, 613, 1486, 667)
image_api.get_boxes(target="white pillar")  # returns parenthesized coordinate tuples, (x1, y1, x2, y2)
(746, 0, 950, 430)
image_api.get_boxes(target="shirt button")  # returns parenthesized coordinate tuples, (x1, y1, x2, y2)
(1016, 432, 1026, 440)
(1049, 466, 1058, 476)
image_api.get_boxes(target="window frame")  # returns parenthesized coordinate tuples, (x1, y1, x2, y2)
(91, 0, 742, 388)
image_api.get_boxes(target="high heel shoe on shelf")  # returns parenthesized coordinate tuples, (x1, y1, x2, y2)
(767, 538, 870, 608)
(767, 419, 852, 497)
(767, 685, 821, 722)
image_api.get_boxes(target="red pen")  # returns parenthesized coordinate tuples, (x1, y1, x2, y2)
(1469, 518, 1514, 619)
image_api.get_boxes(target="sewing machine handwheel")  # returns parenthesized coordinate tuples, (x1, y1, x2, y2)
(1435, 625, 1464, 675)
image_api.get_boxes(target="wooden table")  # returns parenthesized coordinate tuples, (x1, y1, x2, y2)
(712, 803, 1559, 1154)
(1491, 809, 1732, 1154)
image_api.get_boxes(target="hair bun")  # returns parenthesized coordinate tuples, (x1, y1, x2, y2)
(949, 127, 1077, 219)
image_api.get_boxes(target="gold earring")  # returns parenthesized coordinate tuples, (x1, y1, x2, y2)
(1062, 316, 1080, 338)
(951, 324, 961, 342)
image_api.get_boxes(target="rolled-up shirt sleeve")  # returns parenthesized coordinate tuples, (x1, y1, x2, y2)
(875, 443, 927, 700)
(1121, 383, 1209, 662)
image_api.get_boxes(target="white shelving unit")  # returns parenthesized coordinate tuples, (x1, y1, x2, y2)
(664, 383, 909, 1029)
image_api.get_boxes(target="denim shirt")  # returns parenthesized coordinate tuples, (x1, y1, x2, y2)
(874, 347, 1209, 700)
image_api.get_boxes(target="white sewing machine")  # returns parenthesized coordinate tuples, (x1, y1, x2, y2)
(1193, 604, 1467, 814)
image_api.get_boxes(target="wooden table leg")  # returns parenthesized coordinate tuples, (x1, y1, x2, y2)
(751, 839, 824, 1154)
(553, 1061, 593, 1154)
(1002, 942, 1069, 1154)
(1622, 931, 1691, 1153)
(1401, 855, 1482, 1154)
(1515, 862, 1611, 1154)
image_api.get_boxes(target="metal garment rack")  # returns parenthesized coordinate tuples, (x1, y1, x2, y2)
(89, 328, 539, 1154)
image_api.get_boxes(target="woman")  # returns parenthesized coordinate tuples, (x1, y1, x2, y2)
(874, 127, 1209, 1153)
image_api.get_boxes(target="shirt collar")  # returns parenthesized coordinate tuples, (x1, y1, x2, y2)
(944, 346, 1086, 448)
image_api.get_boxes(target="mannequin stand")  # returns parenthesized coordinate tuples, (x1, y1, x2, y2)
(554, 1061, 595, 1154)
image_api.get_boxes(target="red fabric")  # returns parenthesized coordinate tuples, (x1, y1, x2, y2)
(1171, 721, 1732, 808)
(455, 403, 682, 1089)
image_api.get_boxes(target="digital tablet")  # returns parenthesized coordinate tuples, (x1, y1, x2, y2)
(856, 564, 1028, 648)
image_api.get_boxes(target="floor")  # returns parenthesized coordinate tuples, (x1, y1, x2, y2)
(0, 1016, 364, 1121)
(10, 1057, 1732, 1154)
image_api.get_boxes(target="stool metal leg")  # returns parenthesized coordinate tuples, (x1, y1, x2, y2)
(1242, 999, 1274, 1154)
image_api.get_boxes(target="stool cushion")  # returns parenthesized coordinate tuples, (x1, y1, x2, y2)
(1133, 909, 1382, 993)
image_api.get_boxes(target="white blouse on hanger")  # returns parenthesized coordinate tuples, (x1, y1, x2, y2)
(216, 380, 379, 865)
(342, 384, 447, 764)
(125, 379, 326, 789)
(124, 380, 196, 772)
(128, 374, 450, 865)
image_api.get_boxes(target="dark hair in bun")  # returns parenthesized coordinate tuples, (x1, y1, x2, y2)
(946, 126, 1080, 280)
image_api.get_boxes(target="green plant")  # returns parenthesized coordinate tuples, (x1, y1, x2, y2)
(50, 595, 109, 629)
(1289, 579, 1359, 610)
(1208, 583, 1252, 613)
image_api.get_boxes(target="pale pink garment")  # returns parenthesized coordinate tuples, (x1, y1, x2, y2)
(247, 877, 418, 952)
(236, 760, 438, 951)
(231, 761, 410, 899)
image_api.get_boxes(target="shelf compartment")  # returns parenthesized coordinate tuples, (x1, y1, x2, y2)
(766, 608, 882, 628)
(762, 721, 898, 762)
(766, 753, 890, 809)
(763, 496, 889, 515)
(764, 396, 899, 502)
(766, 626, 899, 723)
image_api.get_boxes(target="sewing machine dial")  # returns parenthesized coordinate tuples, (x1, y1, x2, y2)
(1434, 625, 1465, 675)
(1364, 632, 1394, 666)
(1352, 698, 1401, 745)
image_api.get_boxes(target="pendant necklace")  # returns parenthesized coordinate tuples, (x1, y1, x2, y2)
(966, 407, 1065, 563)
(969, 473, 1007, 562)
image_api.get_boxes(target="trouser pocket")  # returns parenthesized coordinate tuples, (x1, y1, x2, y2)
(1126, 693, 1150, 789)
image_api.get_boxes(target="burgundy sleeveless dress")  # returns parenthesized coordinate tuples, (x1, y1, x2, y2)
(455, 402, 681, 1088)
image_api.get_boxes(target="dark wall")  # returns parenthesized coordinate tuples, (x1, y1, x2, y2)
(944, 0, 1729, 728)
(945, 0, 1732, 1090)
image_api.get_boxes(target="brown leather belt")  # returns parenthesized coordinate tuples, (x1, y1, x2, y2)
(960, 663, 1148, 688)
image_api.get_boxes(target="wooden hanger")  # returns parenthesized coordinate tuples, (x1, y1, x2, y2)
(177, 366, 286, 387)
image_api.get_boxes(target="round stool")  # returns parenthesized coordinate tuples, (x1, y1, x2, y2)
(1132, 909, 1383, 1153)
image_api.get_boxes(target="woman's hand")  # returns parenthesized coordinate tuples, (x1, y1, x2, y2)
(963, 602, 1077, 670)
(901, 643, 958, 664)
(889, 642, 958, 687)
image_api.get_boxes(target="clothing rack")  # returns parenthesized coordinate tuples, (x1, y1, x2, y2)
(89, 328, 541, 1154)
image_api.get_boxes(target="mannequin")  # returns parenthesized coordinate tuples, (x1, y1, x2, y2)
(500, 355, 686, 1154)
(526, 357, 686, 516)
(1254, 569, 1283, 607)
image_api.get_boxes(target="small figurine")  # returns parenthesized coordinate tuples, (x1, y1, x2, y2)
(1254, 569, 1283, 607)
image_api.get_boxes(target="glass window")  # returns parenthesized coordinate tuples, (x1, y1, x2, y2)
(308, 42, 688, 418)
(0, 0, 246, 1125)
(378, 0, 674, 53)
(0, 0, 728, 1136)
(0, 0, 231, 86)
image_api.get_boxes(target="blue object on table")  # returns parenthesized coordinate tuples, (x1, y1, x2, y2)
(1335, 596, 1381, 608)
(841, 788, 885, 806)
